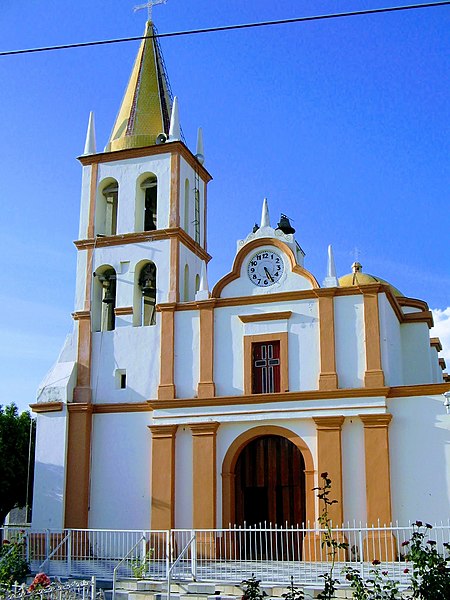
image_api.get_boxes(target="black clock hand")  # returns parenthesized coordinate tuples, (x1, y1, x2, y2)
(264, 267, 274, 282)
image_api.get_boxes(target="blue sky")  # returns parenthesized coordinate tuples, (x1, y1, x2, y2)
(0, 0, 449, 413)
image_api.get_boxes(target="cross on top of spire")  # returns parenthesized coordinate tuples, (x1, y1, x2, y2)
(134, 0, 167, 22)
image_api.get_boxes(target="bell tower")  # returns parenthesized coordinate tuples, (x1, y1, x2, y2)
(66, 19, 212, 528)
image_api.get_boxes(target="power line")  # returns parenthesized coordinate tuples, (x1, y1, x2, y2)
(1, 1, 450, 57)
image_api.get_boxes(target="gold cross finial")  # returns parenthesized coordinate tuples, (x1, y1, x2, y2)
(134, 0, 167, 22)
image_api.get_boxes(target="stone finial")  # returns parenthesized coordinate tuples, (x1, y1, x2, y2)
(323, 244, 339, 288)
(83, 111, 96, 155)
(261, 198, 270, 228)
(195, 127, 205, 165)
(168, 96, 181, 141)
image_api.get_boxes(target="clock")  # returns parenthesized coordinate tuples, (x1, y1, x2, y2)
(247, 249, 284, 287)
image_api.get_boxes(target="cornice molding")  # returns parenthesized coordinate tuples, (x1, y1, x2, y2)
(238, 311, 292, 323)
(72, 310, 90, 321)
(78, 140, 212, 182)
(148, 382, 450, 410)
(67, 403, 94, 414)
(29, 402, 63, 413)
(114, 306, 133, 316)
(74, 227, 211, 263)
(93, 402, 151, 414)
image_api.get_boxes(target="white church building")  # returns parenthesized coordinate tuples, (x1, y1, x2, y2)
(31, 19, 450, 546)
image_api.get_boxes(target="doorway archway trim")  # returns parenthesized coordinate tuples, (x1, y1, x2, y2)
(221, 425, 315, 527)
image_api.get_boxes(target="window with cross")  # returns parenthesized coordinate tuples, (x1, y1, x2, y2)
(252, 341, 281, 393)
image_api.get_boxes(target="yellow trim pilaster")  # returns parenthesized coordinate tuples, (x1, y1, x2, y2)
(360, 413, 395, 560)
(318, 290, 339, 390)
(197, 300, 216, 398)
(363, 288, 385, 387)
(157, 304, 176, 400)
(313, 416, 345, 525)
(191, 422, 220, 530)
(64, 403, 93, 528)
(149, 424, 178, 529)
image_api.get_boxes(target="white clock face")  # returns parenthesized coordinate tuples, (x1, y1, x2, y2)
(247, 249, 284, 287)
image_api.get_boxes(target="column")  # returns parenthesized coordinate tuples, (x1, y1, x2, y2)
(363, 287, 385, 387)
(191, 422, 219, 559)
(73, 311, 92, 403)
(318, 291, 339, 390)
(149, 425, 178, 529)
(360, 414, 395, 560)
(64, 404, 93, 528)
(157, 304, 176, 400)
(313, 416, 345, 525)
(197, 300, 216, 398)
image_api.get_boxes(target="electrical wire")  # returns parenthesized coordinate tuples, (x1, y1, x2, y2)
(0, 1, 450, 58)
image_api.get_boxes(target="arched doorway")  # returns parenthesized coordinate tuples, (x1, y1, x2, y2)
(234, 435, 306, 527)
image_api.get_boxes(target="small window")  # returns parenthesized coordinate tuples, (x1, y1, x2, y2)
(115, 369, 127, 389)
(141, 176, 157, 231)
(252, 341, 281, 393)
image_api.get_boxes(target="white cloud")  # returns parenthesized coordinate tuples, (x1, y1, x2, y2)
(431, 307, 450, 371)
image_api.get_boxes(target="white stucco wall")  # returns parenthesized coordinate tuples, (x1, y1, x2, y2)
(91, 325, 160, 402)
(174, 311, 200, 398)
(89, 412, 151, 529)
(31, 410, 68, 529)
(379, 294, 403, 386)
(388, 396, 450, 524)
(78, 166, 92, 239)
(335, 295, 365, 388)
(213, 300, 320, 396)
(401, 322, 433, 384)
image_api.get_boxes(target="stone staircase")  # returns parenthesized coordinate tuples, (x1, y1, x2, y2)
(106, 579, 355, 600)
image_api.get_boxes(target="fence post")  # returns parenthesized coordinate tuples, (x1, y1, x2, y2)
(190, 531, 197, 581)
(91, 576, 96, 600)
(25, 530, 30, 566)
(358, 527, 364, 576)
(166, 531, 171, 579)
(45, 529, 50, 575)
(67, 530, 72, 577)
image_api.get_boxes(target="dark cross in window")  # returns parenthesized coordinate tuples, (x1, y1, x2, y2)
(253, 342, 280, 393)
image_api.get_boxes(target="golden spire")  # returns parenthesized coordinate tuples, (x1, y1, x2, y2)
(105, 21, 172, 152)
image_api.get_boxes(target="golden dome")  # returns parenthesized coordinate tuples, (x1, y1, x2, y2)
(338, 262, 403, 297)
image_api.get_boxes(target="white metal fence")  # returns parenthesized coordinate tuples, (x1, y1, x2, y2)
(2, 523, 450, 586)
(0, 577, 102, 600)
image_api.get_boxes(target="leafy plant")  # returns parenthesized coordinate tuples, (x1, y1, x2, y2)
(343, 563, 400, 599)
(314, 472, 348, 599)
(403, 521, 450, 598)
(241, 574, 266, 600)
(282, 576, 304, 600)
(131, 549, 154, 579)
(0, 538, 29, 585)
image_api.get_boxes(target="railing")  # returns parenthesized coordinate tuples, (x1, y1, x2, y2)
(4, 523, 449, 586)
(112, 535, 146, 600)
(0, 577, 102, 600)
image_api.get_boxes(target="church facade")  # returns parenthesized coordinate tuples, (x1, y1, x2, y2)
(31, 21, 450, 536)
